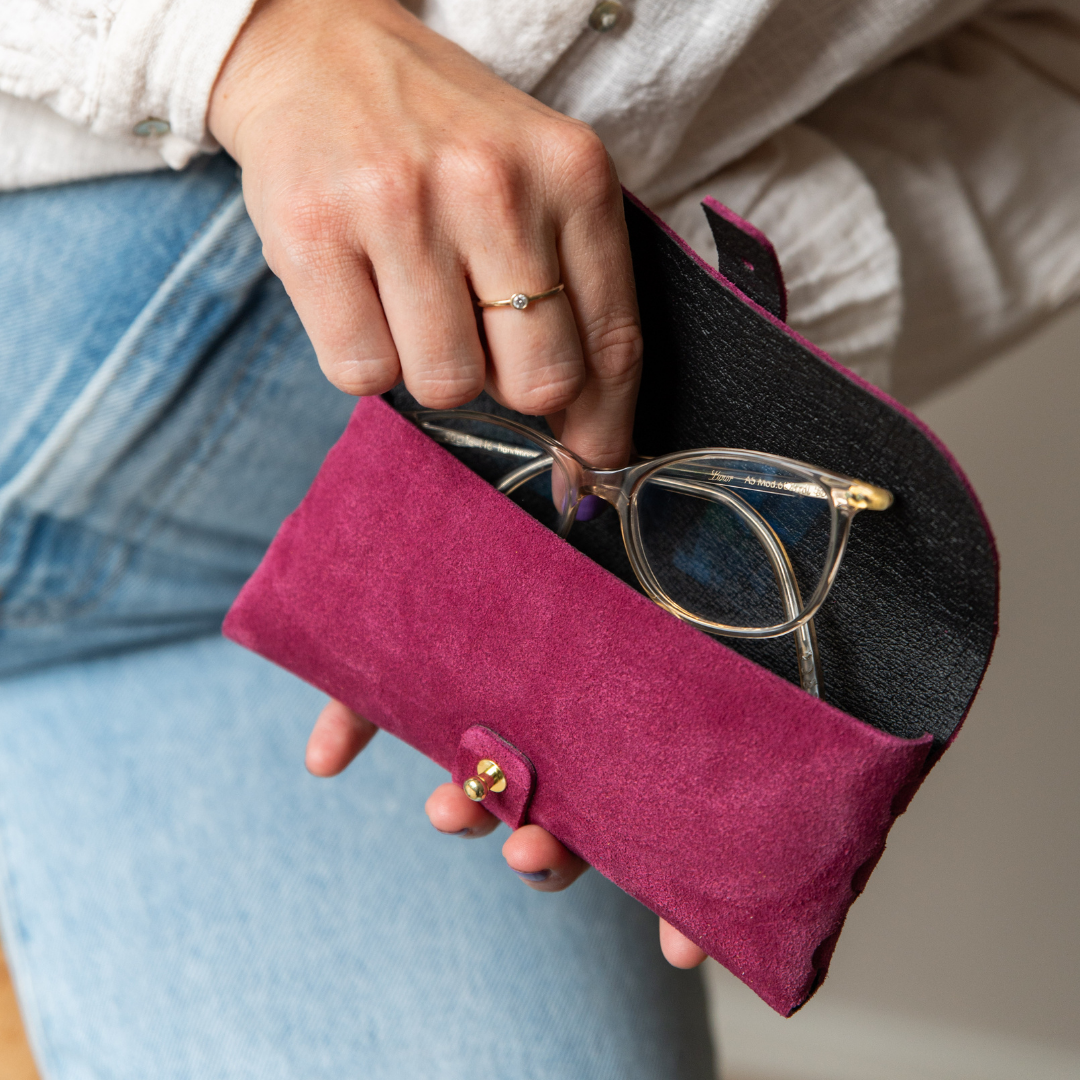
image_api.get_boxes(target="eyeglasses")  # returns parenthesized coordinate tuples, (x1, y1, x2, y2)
(409, 409, 893, 698)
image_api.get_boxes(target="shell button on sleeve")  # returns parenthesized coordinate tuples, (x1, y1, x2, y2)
(588, 1, 624, 32)
(133, 119, 172, 138)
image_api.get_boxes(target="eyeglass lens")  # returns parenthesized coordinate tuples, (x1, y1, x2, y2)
(635, 457, 833, 629)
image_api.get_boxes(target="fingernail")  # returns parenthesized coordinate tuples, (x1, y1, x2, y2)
(575, 495, 606, 521)
(514, 869, 552, 882)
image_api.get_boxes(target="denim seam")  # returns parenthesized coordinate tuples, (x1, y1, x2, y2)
(0, 300, 299, 629)
(0, 170, 241, 498)
(0, 182, 248, 520)
(43, 304, 296, 626)
(0, 188, 261, 623)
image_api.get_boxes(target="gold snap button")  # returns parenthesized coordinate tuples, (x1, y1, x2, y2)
(588, 0, 624, 32)
(463, 759, 507, 802)
(133, 118, 171, 137)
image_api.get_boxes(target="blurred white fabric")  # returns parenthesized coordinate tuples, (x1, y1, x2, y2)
(659, 124, 901, 389)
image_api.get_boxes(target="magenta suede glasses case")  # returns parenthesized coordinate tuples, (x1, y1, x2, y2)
(223, 194, 998, 1016)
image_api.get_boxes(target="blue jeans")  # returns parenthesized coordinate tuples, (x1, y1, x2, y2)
(0, 155, 715, 1079)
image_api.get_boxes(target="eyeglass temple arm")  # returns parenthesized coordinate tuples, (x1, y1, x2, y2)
(494, 456, 554, 493)
(704, 486, 820, 698)
(416, 421, 547, 461)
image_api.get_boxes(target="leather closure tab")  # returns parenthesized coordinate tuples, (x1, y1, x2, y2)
(453, 725, 537, 829)
(701, 197, 787, 321)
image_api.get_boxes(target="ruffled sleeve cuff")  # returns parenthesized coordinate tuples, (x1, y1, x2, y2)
(91, 0, 258, 167)
(0, 0, 257, 170)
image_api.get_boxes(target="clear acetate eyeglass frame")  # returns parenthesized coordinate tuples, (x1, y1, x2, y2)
(409, 409, 893, 698)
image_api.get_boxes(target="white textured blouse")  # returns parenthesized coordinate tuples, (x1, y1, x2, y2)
(2, 0, 1079, 399)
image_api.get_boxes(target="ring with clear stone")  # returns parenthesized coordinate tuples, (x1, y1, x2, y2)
(475, 283, 565, 310)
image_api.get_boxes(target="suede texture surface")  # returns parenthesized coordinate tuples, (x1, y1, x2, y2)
(224, 397, 933, 1016)
(223, 197, 997, 1015)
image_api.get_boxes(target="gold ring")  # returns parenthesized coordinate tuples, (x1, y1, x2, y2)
(476, 283, 565, 310)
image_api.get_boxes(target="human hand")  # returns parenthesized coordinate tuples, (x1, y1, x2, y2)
(306, 700, 708, 968)
(208, 0, 642, 467)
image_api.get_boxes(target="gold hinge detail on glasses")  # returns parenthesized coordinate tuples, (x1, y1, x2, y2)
(846, 483, 893, 512)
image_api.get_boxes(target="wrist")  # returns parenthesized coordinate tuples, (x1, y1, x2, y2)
(208, 0, 412, 161)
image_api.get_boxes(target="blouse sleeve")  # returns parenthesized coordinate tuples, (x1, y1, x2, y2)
(0, 0, 257, 169)
(805, 0, 1080, 400)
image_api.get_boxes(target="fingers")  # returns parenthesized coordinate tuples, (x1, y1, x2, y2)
(305, 699, 379, 776)
(368, 204, 489, 407)
(256, 193, 403, 397)
(551, 140, 642, 469)
(425, 785, 587, 893)
(425, 782, 501, 838)
(249, 124, 640, 452)
(364, 124, 640, 455)
(463, 159, 586, 417)
(470, 126, 642, 468)
(502, 823, 588, 892)
(659, 918, 708, 968)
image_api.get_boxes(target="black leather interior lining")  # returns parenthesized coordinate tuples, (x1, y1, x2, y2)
(388, 196, 997, 745)
(625, 196, 996, 743)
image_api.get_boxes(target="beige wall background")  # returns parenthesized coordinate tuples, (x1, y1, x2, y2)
(707, 305, 1080, 1079)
